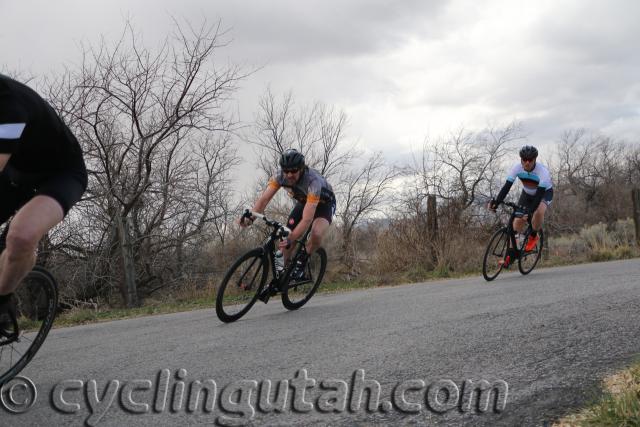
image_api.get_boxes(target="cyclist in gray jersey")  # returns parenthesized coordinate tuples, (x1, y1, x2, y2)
(239, 149, 336, 278)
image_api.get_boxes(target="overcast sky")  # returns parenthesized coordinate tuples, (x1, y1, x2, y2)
(2, 0, 639, 172)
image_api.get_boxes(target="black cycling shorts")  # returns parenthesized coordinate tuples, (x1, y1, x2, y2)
(518, 188, 553, 211)
(287, 199, 336, 229)
(0, 168, 87, 224)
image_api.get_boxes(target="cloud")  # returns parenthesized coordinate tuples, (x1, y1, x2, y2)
(213, 0, 450, 64)
(2, 0, 639, 176)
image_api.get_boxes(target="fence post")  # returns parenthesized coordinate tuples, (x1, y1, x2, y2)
(633, 188, 640, 247)
(426, 194, 439, 266)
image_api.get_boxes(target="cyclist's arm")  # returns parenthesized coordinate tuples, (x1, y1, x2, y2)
(252, 182, 279, 213)
(493, 180, 513, 205)
(290, 201, 317, 242)
(529, 186, 546, 213)
(289, 180, 322, 240)
(528, 164, 552, 212)
(0, 154, 9, 172)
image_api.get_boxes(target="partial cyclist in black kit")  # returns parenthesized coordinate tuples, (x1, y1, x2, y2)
(0, 74, 87, 331)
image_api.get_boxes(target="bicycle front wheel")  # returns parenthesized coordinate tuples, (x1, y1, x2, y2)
(482, 228, 509, 281)
(518, 229, 544, 275)
(0, 266, 58, 386)
(282, 247, 327, 310)
(216, 248, 268, 323)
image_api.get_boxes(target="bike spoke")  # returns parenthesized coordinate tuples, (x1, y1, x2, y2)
(16, 333, 34, 345)
(518, 231, 543, 275)
(216, 250, 266, 322)
(236, 257, 260, 289)
(282, 248, 326, 310)
(1, 268, 57, 385)
(483, 229, 509, 281)
(8, 345, 24, 359)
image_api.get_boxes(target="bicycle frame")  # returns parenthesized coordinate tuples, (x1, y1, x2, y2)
(502, 201, 531, 258)
(243, 210, 313, 297)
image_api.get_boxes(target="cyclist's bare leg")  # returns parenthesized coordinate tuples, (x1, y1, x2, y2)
(305, 217, 329, 255)
(531, 202, 547, 231)
(0, 196, 63, 295)
(281, 217, 329, 264)
(512, 217, 527, 233)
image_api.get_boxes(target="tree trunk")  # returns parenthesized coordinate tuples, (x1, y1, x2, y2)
(116, 214, 139, 307)
(341, 229, 356, 280)
(426, 194, 438, 238)
(175, 237, 185, 280)
(426, 194, 440, 267)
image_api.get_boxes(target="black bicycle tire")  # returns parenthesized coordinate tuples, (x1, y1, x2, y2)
(518, 229, 544, 275)
(0, 266, 58, 386)
(215, 248, 268, 323)
(482, 227, 509, 282)
(281, 247, 327, 310)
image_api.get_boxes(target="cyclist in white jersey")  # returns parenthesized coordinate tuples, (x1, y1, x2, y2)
(488, 145, 553, 252)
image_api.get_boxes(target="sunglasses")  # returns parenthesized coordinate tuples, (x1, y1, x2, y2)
(282, 169, 300, 174)
(521, 158, 535, 163)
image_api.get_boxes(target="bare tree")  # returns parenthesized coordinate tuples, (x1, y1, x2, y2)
(430, 122, 524, 211)
(44, 20, 244, 307)
(248, 88, 355, 184)
(337, 152, 399, 277)
(553, 129, 631, 228)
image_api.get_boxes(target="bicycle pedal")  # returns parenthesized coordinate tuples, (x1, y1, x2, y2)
(257, 291, 270, 303)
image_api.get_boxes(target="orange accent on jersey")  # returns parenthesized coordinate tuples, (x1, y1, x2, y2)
(306, 194, 320, 204)
(267, 178, 281, 190)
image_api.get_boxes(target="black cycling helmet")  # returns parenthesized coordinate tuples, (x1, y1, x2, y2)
(279, 148, 305, 170)
(519, 145, 538, 160)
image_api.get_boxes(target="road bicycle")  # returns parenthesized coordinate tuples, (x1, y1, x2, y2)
(482, 201, 544, 281)
(215, 210, 327, 323)
(0, 220, 58, 386)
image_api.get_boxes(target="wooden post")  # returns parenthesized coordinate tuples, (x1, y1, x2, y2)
(426, 194, 439, 266)
(632, 188, 640, 247)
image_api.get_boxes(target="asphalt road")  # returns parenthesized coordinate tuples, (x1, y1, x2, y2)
(3, 258, 640, 426)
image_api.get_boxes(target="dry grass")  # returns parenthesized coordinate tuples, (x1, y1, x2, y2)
(553, 363, 640, 426)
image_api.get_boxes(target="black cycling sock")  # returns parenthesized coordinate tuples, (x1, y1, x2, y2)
(530, 230, 537, 238)
(0, 293, 13, 305)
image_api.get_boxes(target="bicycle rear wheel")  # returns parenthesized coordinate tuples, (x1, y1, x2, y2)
(216, 248, 268, 323)
(0, 266, 58, 386)
(282, 247, 327, 310)
(518, 229, 544, 275)
(482, 228, 509, 281)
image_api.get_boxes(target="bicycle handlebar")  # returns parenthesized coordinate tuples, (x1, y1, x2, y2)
(242, 209, 292, 237)
(501, 201, 527, 211)
(493, 201, 531, 218)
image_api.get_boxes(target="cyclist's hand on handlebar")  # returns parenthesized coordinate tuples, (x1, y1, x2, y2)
(237, 211, 254, 227)
(278, 238, 292, 251)
(488, 199, 498, 212)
